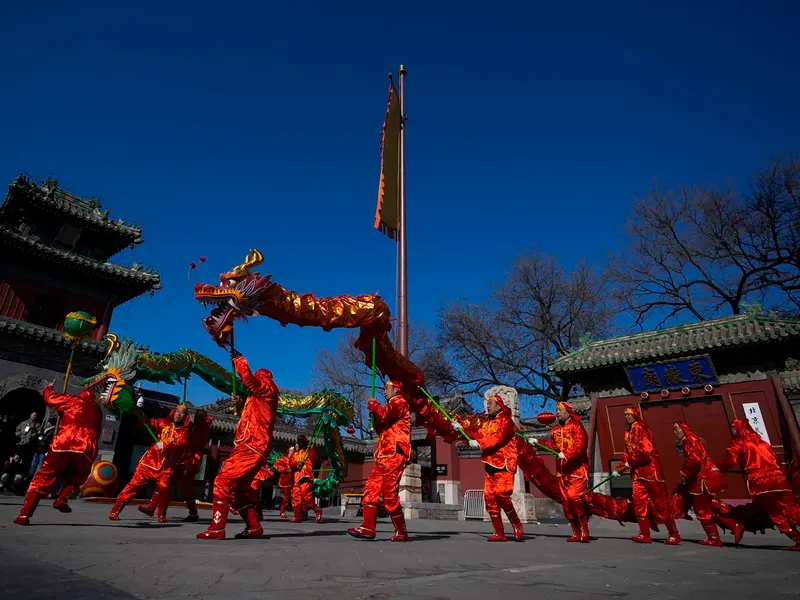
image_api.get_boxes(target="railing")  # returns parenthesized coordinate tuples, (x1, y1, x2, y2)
(463, 489, 485, 520)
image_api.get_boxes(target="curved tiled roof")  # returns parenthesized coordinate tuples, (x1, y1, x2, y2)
(0, 225, 161, 296)
(550, 313, 800, 375)
(5, 176, 143, 242)
(0, 315, 106, 354)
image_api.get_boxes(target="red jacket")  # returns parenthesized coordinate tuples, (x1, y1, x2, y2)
(291, 446, 317, 484)
(675, 423, 724, 495)
(180, 415, 213, 469)
(232, 356, 280, 457)
(369, 394, 411, 462)
(139, 408, 191, 472)
(43, 385, 102, 462)
(541, 405, 589, 481)
(719, 419, 789, 496)
(458, 410, 517, 473)
(274, 455, 294, 487)
(621, 409, 665, 482)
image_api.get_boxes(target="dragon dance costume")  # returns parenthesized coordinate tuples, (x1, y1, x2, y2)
(456, 395, 523, 542)
(197, 355, 279, 540)
(274, 451, 294, 518)
(541, 401, 590, 542)
(618, 407, 681, 545)
(719, 419, 800, 551)
(15, 385, 103, 525)
(290, 437, 322, 523)
(673, 422, 742, 546)
(142, 412, 213, 522)
(110, 407, 190, 522)
(348, 380, 411, 541)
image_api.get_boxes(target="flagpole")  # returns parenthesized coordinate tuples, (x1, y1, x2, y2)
(397, 64, 409, 357)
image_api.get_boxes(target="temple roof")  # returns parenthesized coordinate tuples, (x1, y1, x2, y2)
(549, 313, 800, 375)
(0, 315, 106, 354)
(0, 225, 162, 302)
(3, 175, 143, 248)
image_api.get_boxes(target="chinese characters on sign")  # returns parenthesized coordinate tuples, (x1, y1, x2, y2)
(741, 402, 771, 444)
(625, 355, 719, 394)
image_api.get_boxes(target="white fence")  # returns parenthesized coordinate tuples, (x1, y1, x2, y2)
(463, 489, 485, 520)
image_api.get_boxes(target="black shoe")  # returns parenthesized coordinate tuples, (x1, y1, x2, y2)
(183, 513, 200, 522)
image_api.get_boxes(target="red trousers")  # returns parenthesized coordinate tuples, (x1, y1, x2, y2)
(558, 475, 588, 520)
(686, 491, 715, 521)
(362, 453, 408, 513)
(754, 490, 800, 533)
(632, 478, 671, 521)
(117, 463, 173, 504)
(28, 451, 92, 498)
(280, 485, 292, 513)
(483, 470, 514, 515)
(292, 480, 314, 509)
(212, 447, 264, 510)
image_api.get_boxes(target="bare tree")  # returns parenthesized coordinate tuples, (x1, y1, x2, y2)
(438, 252, 616, 410)
(608, 155, 800, 327)
(312, 322, 456, 438)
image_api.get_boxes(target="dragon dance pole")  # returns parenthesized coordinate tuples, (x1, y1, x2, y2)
(418, 387, 472, 442)
(369, 337, 376, 431)
(589, 467, 627, 492)
(229, 328, 238, 415)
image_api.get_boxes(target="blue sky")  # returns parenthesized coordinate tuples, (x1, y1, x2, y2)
(1, 2, 798, 408)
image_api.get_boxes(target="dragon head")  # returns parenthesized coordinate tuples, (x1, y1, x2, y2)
(193, 249, 274, 348)
(82, 336, 141, 415)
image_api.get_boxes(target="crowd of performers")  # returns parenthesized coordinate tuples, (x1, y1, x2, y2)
(10, 351, 800, 551)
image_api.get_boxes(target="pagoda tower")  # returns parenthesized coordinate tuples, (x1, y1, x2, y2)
(0, 174, 161, 433)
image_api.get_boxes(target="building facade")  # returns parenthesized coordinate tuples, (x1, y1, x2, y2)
(549, 312, 800, 501)
(0, 175, 161, 467)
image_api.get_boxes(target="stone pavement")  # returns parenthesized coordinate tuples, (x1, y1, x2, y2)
(1, 497, 798, 600)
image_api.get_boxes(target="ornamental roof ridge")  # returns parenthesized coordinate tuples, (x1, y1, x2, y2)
(0, 315, 106, 354)
(0, 225, 162, 290)
(550, 313, 800, 375)
(6, 175, 143, 240)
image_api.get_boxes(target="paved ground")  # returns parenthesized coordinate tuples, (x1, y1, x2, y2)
(1, 497, 798, 600)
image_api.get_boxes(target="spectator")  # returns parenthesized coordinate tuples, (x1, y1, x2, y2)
(15, 411, 41, 461)
(26, 414, 56, 483)
(0, 454, 26, 493)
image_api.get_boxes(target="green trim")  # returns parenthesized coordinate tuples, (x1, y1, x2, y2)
(550, 313, 800, 375)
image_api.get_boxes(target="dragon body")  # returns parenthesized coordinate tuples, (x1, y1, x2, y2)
(83, 335, 353, 495)
(197, 250, 784, 535)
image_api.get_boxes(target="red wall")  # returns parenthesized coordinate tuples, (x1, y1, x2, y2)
(0, 271, 110, 341)
(459, 457, 485, 493)
(595, 379, 789, 500)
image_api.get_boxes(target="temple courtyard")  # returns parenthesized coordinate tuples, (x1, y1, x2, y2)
(0, 498, 797, 600)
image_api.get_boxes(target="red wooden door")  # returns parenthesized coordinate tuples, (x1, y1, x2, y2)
(725, 381, 786, 467)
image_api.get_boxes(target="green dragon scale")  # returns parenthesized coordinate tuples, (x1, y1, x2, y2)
(83, 336, 354, 496)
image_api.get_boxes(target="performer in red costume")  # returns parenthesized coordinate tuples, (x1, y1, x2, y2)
(289, 435, 323, 523)
(614, 407, 681, 545)
(14, 383, 103, 525)
(196, 351, 279, 540)
(454, 395, 524, 542)
(673, 422, 743, 546)
(141, 408, 214, 522)
(540, 401, 590, 542)
(719, 419, 800, 551)
(274, 447, 295, 518)
(348, 380, 411, 541)
(110, 404, 190, 522)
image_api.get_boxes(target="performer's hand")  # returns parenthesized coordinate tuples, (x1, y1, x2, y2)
(557, 452, 566, 460)
(451, 422, 463, 431)
(367, 400, 381, 413)
(611, 469, 621, 477)
(468, 439, 480, 449)
(136, 396, 145, 408)
(156, 442, 164, 451)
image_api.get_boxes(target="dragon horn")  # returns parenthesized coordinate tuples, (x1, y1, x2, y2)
(103, 333, 120, 360)
(231, 249, 263, 276)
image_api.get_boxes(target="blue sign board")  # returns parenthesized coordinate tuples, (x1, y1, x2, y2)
(625, 354, 719, 394)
